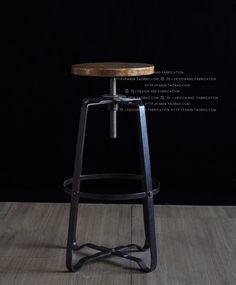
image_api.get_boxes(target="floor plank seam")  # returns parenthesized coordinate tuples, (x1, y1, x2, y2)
(130, 205, 133, 285)
(0, 203, 13, 224)
(0, 254, 65, 259)
(0, 203, 235, 285)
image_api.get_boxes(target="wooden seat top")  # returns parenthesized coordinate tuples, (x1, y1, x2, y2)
(71, 62, 155, 77)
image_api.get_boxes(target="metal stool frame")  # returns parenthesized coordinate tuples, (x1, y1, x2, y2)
(64, 78, 160, 272)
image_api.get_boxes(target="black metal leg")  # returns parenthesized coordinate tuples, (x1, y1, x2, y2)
(137, 104, 157, 272)
(66, 98, 114, 271)
(64, 96, 159, 273)
(66, 99, 89, 272)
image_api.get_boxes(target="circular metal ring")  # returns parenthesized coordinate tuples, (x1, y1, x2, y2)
(63, 173, 160, 201)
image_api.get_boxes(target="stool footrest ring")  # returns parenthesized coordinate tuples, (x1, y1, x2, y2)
(63, 173, 160, 200)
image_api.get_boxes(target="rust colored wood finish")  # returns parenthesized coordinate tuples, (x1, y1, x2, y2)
(71, 62, 155, 77)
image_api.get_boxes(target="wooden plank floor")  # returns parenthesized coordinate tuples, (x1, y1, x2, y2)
(0, 203, 236, 285)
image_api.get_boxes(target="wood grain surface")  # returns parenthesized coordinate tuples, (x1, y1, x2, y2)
(0, 203, 235, 285)
(71, 62, 155, 77)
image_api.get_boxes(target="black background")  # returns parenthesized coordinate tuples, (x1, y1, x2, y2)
(1, 0, 236, 204)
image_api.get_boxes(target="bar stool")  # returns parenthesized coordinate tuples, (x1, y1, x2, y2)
(63, 62, 160, 272)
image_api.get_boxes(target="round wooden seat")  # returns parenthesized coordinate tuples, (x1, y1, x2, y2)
(71, 62, 155, 77)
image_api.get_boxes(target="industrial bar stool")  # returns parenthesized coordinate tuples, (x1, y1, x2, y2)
(63, 62, 160, 272)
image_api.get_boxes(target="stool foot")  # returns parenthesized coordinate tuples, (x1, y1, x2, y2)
(66, 242, 156, 272)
